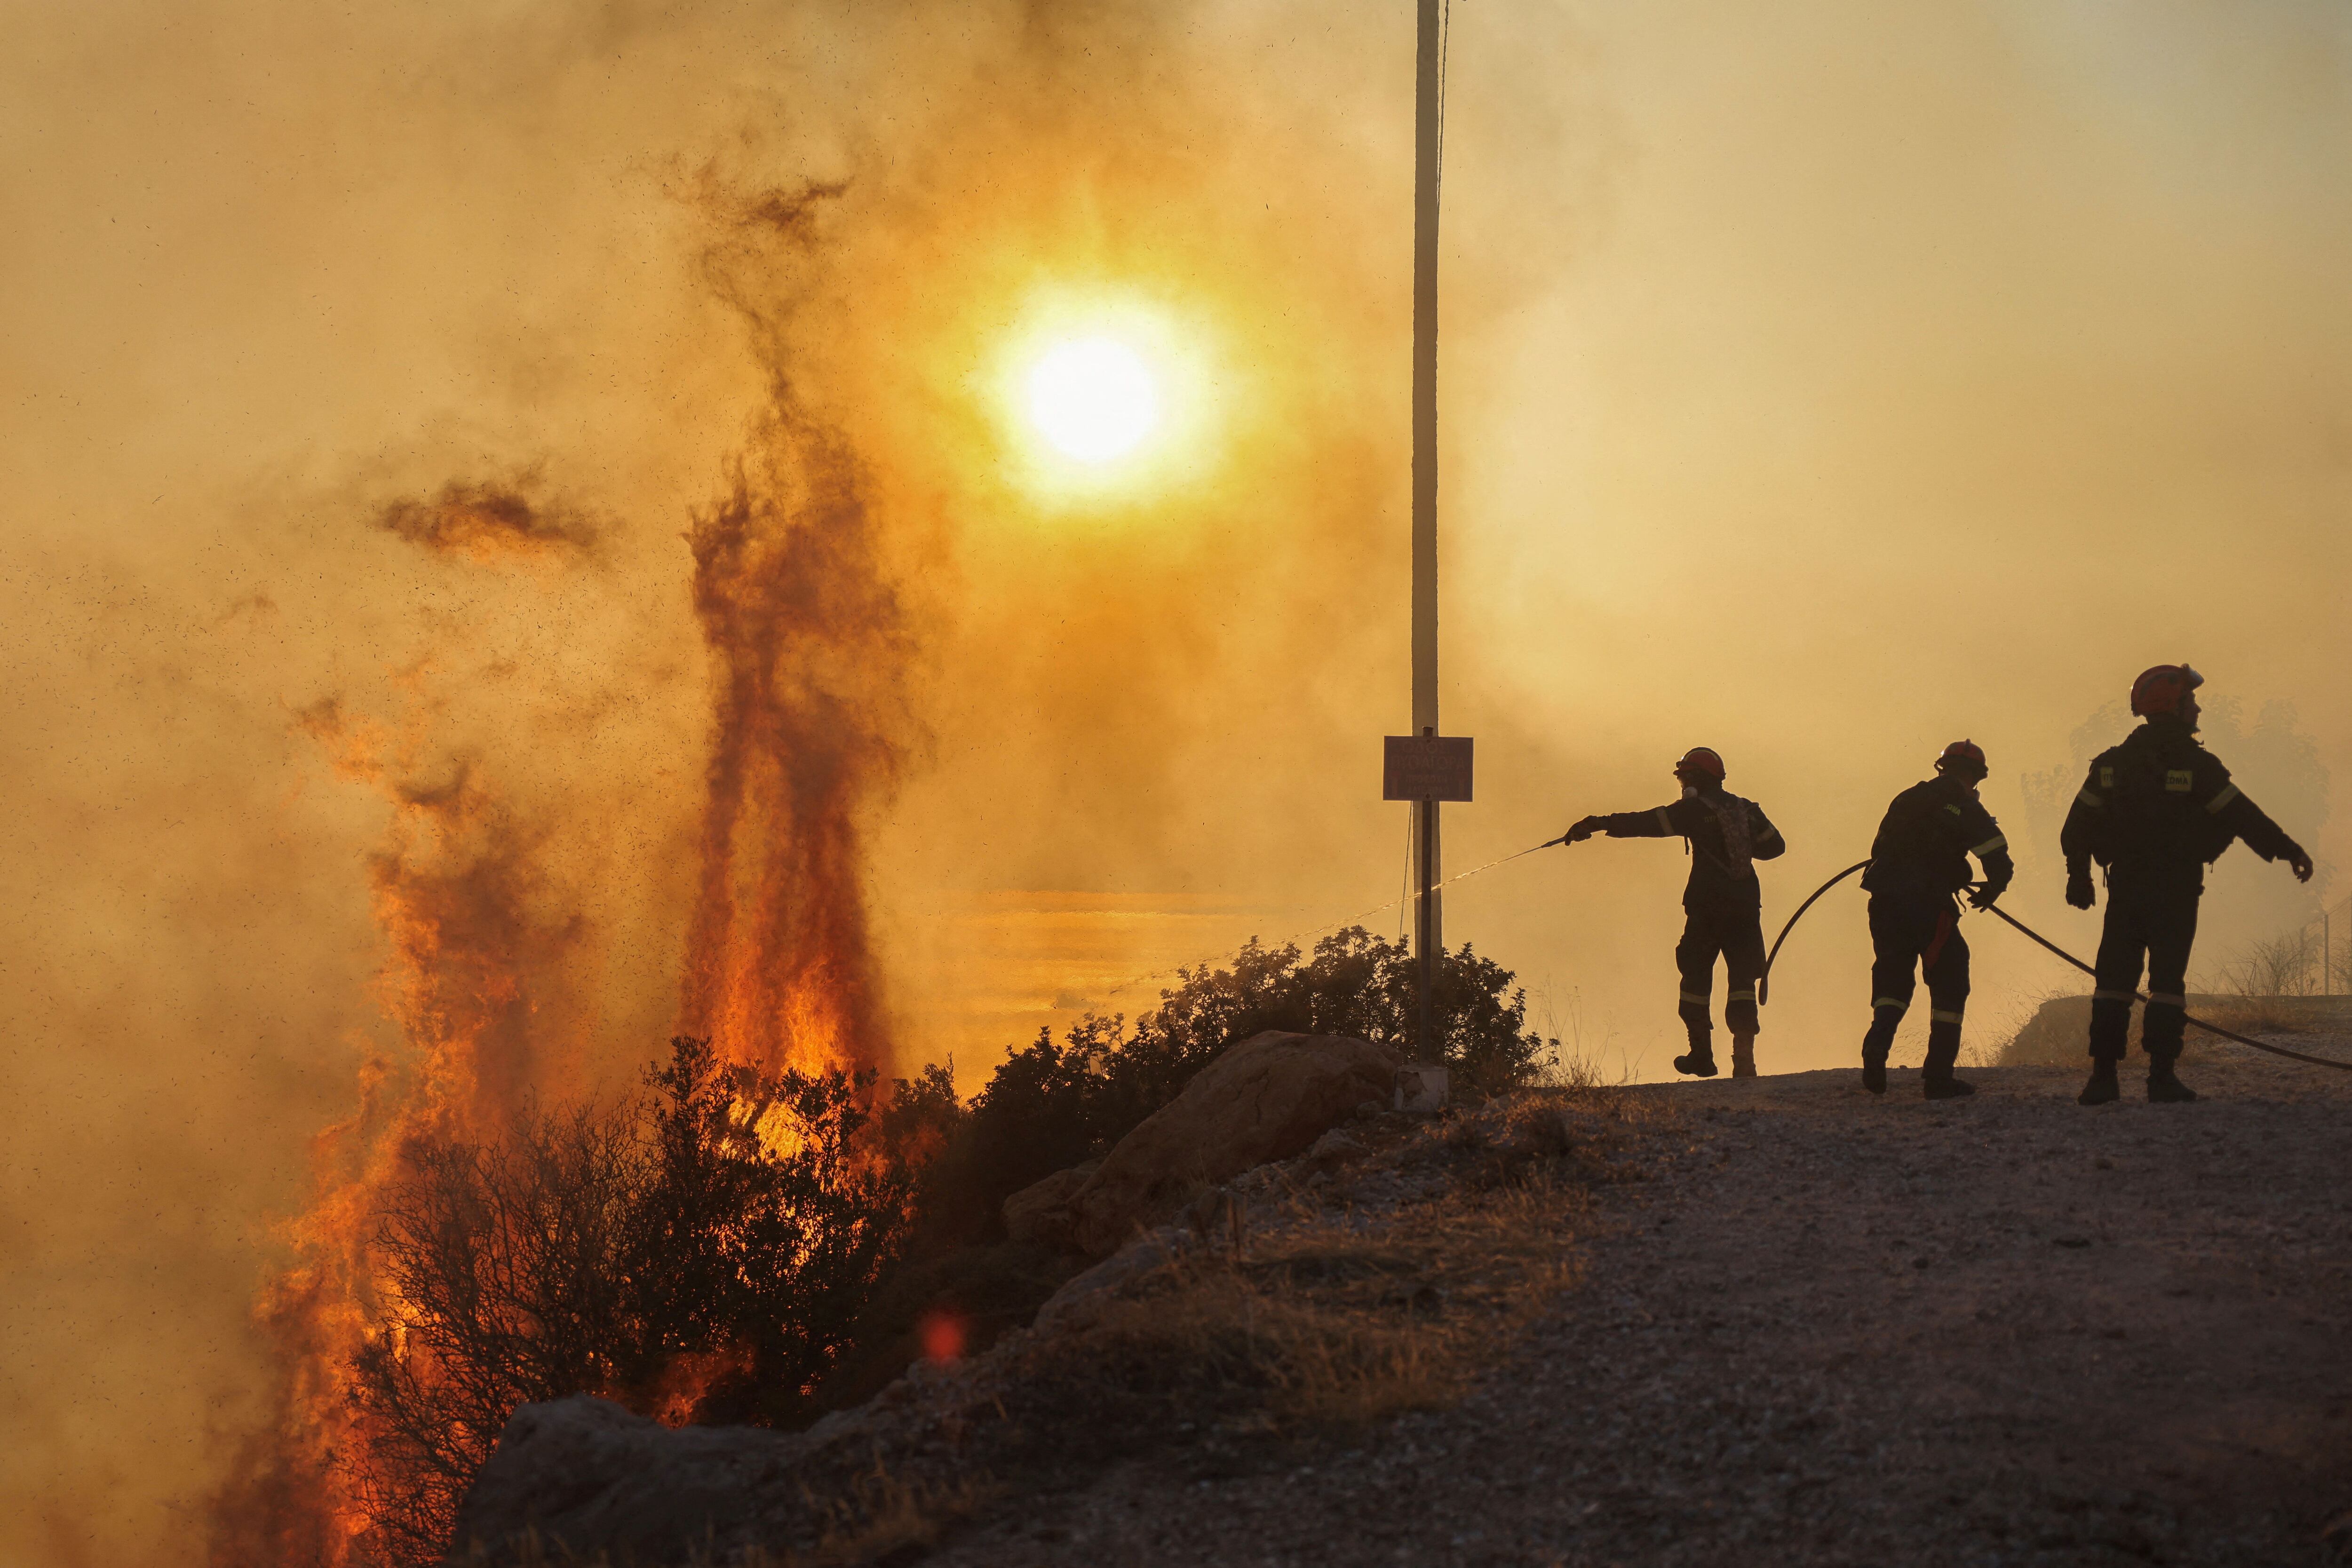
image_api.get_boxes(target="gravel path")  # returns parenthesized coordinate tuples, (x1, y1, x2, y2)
(928, 1047, 2352, 1567)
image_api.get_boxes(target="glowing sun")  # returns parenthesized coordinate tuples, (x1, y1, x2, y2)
(1024, 336, 1163, 463)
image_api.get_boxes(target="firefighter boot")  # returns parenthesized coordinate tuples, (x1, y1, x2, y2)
(1731, 1031, 1757, 1079)
(1921, 1020, 1974, 1100)
(1673, 1026, 1718, 1078)
(1860, 1007, 1900, 1096)
(2146, 1051, 2200, 1104)
(2082, 996, 2131, 1105)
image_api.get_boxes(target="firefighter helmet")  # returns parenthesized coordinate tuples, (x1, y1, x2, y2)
(2129, 664, 2204, 718)
(1673, 746, 1726, 783)
(1935, 740, 1988, 779)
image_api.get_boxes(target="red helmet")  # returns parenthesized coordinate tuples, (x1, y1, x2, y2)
(1673, 746, 1726, 783)
(1935, 739, 1987, 778)
(2130, 664, 2204, 718)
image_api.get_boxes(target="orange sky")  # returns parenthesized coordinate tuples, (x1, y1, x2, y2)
(5, 2, 2350, 1560)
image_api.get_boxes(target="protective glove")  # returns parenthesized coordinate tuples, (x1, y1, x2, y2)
(2065, 866, 2096, 910)
(1967, 882, 2002, 911)
(1565, 815, 1603, 844)
(2285, 842, 2315, 883)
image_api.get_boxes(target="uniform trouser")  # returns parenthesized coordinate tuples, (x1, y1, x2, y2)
(2089, 879, 2201, 1061)
(1864, 893, 1970, 1060)
(1676, 902, 1766, 1042)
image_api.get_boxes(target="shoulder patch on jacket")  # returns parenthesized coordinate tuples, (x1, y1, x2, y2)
(2098, 765, 2115, 790)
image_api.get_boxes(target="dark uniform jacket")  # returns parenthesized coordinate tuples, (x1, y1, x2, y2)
(2059, 716, 2299, 893)
(1595, 789, 1787, 911)
(1862, 775, 2014, 904)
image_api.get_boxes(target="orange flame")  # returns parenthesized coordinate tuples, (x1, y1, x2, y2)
(676, 438, 908, 1080)
(213, 186, 909, 1565)
(209, 764, 580, 1565)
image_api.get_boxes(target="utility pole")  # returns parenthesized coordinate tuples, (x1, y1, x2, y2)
(1382, 1, 1467, 1101)
(1411, 0, 1443, 1059)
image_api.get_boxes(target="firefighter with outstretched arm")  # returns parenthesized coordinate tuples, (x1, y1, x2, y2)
(2060, 665, 2313, 1105)
(1857, 741, 2014, 1100)
(1566, 747, 1788, 1078)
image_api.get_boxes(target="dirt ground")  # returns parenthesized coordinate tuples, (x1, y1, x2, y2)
(925, 1044, 2352, 1568)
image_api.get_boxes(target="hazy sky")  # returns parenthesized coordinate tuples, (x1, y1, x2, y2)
(5, 2, 2349, 1560)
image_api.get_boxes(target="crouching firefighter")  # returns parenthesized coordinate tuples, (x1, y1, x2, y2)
(1858, 741, 2014, 1100)
(2061, 665, 2313, 1106)
(1566, 747, 1788, 1078)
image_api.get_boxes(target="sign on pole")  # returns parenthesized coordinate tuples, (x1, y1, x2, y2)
(1383, 734, 1473, 802)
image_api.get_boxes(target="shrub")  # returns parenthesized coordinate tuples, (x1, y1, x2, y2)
(935, 927, 1556, 1242)
(347, 1038, 934, 1566)
(348, 1102, 646, 1567)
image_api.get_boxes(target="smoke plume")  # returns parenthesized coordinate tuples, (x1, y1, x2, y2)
(374, 477, 600, 564)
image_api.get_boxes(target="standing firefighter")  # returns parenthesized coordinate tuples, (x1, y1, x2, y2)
(1567, 747, 1788, 1078)
(2061, 665, 2313, 1105)
(1858, 741, 2014, 1100)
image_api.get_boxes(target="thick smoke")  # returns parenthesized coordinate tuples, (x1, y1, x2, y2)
(203, 167, 919, 1558)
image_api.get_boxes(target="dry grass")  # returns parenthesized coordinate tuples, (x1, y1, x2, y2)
(762, 1471, 996, 1568)
(1531, 990, 1645, 1092)
(1025, 1086, 1656, 1457)
(992, 1110, 1604, 1461)
(1087, 1195, 1579, 1438)
(2184, 995, 2312, 1042)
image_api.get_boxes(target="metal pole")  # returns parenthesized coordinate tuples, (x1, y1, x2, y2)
(1411, 0, 1442, 1054)
(1418, 737, 1436, 1061)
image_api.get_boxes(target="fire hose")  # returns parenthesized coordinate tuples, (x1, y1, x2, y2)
(1755, 858, 2352, 1071)
(1757, 859, 1872, 1006)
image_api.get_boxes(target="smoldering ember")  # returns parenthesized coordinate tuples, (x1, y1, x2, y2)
(6, 5, 2352, 1568)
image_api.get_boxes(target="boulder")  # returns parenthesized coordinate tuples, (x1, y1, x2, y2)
(1001, 1159, 1099, 1248)
(445, 1394, 806, 1565)
(1065, 1030, 1403, 1256)
(1030, 1227, 1183, 1335)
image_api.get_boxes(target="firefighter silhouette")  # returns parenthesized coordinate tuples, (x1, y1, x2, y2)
(1858, 741, 2014, 1099)
(2059, 665, 2312, 1104)
(1567, 748, 1787, 1078)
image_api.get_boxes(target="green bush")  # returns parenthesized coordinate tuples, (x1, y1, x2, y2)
(931, 927, 1556, 1243)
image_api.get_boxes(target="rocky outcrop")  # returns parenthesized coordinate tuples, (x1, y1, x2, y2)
(446, 1394, 807, 1564)
(1001, 1159, 1098, 1248)
(1063, 1030, 1400, 1256)
(1999, 992, 2352, 1065)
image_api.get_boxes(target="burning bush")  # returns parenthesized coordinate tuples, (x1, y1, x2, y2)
(344, 1037, 944, 1567)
